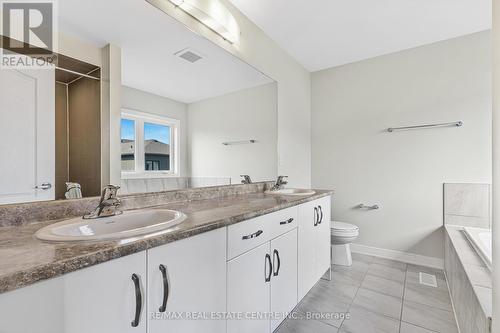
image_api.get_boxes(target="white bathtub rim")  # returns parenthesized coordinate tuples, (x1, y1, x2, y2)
(463, 226, 492, 271)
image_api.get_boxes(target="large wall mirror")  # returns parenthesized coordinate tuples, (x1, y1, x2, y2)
(0, 0, 277, 204)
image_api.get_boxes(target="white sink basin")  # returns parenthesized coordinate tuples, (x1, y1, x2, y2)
(35, 209, 187, 242)
(265, 188, 316, 196)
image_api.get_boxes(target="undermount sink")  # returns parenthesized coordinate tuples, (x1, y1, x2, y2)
(35, 209, 187, 242)
(265, 188, 316, 196)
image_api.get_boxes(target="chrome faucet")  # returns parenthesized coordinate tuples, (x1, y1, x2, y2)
(271, 176, 288, 191)
(241, 175, 252, 184)
(84, 185, 122, 219)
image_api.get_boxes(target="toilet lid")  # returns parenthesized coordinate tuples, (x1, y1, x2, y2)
(331, 221, 359, 231)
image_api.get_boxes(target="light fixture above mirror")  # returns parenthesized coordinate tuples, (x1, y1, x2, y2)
(163, 0, 240, 44)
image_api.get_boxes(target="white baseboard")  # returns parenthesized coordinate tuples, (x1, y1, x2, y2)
(350, 243, 444, 270)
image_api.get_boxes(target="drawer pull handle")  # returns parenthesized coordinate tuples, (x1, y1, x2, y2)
(265, 253, 272, 282)
(314, 207, 319, 227)
(242, 230, 263, 240)
(273, 249, 281, 277)
(279, 218, 294, 225)
(158, 264, 170, 313)
(131, 273, 142, 327)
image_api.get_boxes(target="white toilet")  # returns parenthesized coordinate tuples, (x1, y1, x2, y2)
(331, 221, 359, 266)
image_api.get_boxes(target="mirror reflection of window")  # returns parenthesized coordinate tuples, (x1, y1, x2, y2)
(144, 122, 171, 171)
(121, 119, 136, 171)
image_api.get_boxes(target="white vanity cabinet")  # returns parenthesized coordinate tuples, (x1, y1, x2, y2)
(298, 196, 331, 300)
(147, 228, 226, 333)
(227, 242, 272, 333)
(226, 207, 299, 333)
(63, 252, 148, 333)
(0, 195, 332, 333)
(270, 229, 298, 331)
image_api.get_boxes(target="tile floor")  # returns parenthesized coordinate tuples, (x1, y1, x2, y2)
(277, 253, 459, 333)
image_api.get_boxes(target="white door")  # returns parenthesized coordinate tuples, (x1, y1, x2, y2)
(270, 229, 298, 332)
(147, 228, 227, 333)
(0, 67, 55, 204)
(63, 252, 147, 333)
(227, 242, 271, 333)
(316, 197, 332, 281)
(297, 200, 318, 300)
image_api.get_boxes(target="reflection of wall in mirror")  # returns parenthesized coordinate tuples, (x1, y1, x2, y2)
(188, 82, 278, 184)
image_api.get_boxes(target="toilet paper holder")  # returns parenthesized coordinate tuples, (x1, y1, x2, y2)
(357, 204, 380, 210)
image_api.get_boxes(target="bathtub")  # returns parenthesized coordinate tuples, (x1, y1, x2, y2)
(463, 227, 492, 270)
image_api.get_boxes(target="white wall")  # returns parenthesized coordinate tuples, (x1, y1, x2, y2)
(149, 0, 311, 187)
(121, 86, 189, 176)
(312, 31, 492, 259)
(188, 83, 277, 183)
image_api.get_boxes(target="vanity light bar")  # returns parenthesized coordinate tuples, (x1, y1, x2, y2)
(165, 0, 238, 44)
(222, 140, 257, 146)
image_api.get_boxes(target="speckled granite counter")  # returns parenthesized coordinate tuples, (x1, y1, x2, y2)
(0, 189, 332, 294)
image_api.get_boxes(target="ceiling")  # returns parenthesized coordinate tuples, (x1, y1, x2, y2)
(229, 0, 491, 72)
(58, 0, 272, 103)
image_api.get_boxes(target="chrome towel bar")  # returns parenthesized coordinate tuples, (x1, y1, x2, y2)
(387, 121, 463, 133)
(222, 140, 257, 146)
(357, 204, 379, 210)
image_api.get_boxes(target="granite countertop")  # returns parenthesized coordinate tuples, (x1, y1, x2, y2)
(0, 190, 332, 294)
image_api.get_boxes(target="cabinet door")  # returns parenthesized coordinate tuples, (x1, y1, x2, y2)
(227, 242, 271, 333)
(147, 228, 227, 333)
(316, 196, 332, 281)
(63, 252, 147, 333)
(0, 276, 64, 333)
(270, 229, 298, 332)
(297, 200, 318, 300)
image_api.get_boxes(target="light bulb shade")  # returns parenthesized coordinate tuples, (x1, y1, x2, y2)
(167, 0, 239, 44)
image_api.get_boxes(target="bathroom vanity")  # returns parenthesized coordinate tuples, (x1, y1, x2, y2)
(0, 188, 331, 333)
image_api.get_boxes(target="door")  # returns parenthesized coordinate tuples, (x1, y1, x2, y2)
(316, 196, 332, 281)
(270, 229, 298, 332)
(147, 228, 227, 333)
(63, 252, 147, 333)
(297, 200, 318, 300)
(227, 242, 271, 333)
(0, 276, 64, 333)
(0, 67, 55, 204)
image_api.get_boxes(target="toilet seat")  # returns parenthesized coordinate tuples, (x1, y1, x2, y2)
(331, 221, 359, 237)
(330, 221, 359, 266)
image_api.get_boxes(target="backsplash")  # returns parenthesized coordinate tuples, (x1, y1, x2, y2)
(443, 183, 491, 228)
(120, 177, 232, 194)
(0, 182, 272, 228)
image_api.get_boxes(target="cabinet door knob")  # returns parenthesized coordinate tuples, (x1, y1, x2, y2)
(265, 253, 272, 282)
(131, 274, 142, 327)
(159, 264, 170, 313)
(273, 249, 281, 277)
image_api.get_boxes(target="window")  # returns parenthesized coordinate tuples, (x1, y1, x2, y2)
(120, 119, 136, 171)
(121, 109, 179, 178)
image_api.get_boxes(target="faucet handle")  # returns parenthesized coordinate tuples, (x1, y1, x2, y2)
(101, 184, 120, 200)
(240, 175, 252, 184)
(278, 175, 288, 184)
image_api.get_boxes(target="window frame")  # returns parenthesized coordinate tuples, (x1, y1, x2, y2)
(121, 108, 180, 179)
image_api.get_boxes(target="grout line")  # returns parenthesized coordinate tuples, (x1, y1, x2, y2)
(398, 265, 408, 332)
(339, 259, 371, 331)
(400, 321, 440, 333)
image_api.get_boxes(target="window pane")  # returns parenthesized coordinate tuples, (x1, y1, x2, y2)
(121, 119, 135, 171)
(144, 122, 170, 171)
